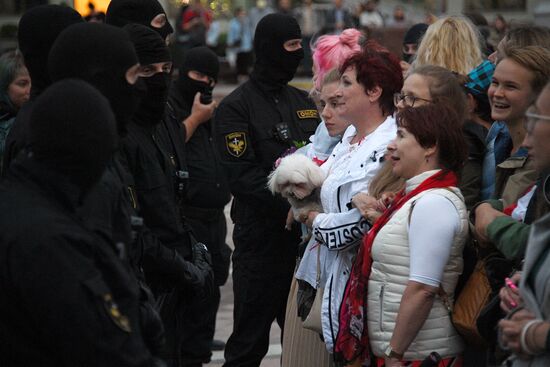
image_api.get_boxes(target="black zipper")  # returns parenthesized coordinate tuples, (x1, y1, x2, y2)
(337, 186, 342, 212)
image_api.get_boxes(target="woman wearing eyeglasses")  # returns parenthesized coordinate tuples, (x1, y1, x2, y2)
(392, 64, 497, 210)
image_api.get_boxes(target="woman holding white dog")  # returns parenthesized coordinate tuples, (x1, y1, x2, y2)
(281, 29, 362, 367)
(295, 41, 404, 355)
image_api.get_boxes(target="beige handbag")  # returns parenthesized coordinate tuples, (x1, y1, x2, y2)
(302, 245, 324, 334)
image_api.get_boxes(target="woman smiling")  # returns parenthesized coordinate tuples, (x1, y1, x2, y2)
(488, 45, 550, 206)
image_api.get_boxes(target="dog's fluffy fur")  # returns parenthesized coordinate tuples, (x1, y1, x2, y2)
(267, 154, 325, 222)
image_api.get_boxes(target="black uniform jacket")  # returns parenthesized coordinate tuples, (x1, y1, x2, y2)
(168, 89, 231, 210)
(214, 78, 320, 220)
(0, 157, 153, 367)
(121, 122, 210, 291)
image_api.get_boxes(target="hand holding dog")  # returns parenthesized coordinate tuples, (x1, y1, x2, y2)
(303, 211, 319, 228)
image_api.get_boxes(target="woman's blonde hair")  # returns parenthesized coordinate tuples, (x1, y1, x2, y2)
(321, 68, 341, 88)
(414, 16, 483, 75)
(368, 160, 405, 199)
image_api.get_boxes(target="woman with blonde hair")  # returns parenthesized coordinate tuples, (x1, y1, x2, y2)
(414, 15, 483, 75)
(281, 29, 362, 367)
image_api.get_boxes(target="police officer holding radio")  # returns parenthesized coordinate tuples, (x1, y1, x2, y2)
(165, 46, 232, 366)
(214, 13, 320, 366)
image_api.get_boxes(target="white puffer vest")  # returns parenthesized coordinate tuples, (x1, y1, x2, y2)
(367, 175, 468, 360)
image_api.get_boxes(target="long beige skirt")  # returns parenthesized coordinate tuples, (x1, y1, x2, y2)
(281, 274, 334, 367)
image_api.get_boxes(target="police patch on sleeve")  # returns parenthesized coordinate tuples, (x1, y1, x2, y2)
(103, 293, 132, 333)
(296, 109, 319, 119)
(225, 132, 247, 157)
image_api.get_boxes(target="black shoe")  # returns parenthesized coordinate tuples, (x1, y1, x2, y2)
(211, 339, 225, 351)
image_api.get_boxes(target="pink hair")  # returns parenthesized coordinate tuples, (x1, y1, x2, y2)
(312, 28, 363, 91)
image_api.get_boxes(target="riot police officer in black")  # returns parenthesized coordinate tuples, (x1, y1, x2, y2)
(214, 13, 320, 367)
(0, 79, 154, 367)
(121, 24, 214, 367)
(47, 23, 212, 362)
(168, 46, 232, 365)
(2, 5, 82, 172)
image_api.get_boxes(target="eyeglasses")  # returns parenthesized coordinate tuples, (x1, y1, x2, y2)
(393, 92, 432, 107)
(525, 111, 550, 125)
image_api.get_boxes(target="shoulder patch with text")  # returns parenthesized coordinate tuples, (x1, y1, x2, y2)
(296, 109, 319, 119)
(225, 132, 247, 157)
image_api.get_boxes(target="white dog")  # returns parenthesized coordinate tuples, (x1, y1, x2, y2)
(267, 154, 325, 225)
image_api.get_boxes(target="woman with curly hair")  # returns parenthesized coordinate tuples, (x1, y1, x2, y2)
(413, 15, 483, 75)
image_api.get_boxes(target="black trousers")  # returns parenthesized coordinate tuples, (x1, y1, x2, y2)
(180, 208, 232, 366)
(223, 217, 298, 367)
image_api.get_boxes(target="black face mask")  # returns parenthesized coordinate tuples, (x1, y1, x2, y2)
(280, 47, 305, 82)
(29, 79, 118, 192)
(253, 47, 304, 89)
(402, 52, 413, 64)
(178, 73, 212, 106)
(91, 72, 144, 135)
(252, 13, 303, 89)
(49, 23, 140, 136)
(134, 72, 170, 126)
(153, 21, 172, 41)
(17, 5, 83, 97)
(106, 0, 173, 38)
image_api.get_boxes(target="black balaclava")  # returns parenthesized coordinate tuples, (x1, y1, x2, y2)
(106, 0, 173, 40)
(402, 23, 428, 63)
(48, 23, 140, 136)
(17, 5, 83, 98)
(124, 23, 172, 126)
(29, 79, 117, 191)
(177, 46, 219, 106)
(251, 13, 303, 90)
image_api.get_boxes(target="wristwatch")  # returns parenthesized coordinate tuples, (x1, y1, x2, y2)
(384, 345, 403, 360)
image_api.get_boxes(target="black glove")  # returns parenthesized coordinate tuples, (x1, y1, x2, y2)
(139, 230, 209, 291)
(191, 242, 215, 297)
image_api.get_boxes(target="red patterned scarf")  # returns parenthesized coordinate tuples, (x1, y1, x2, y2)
(334, 170, 458, 364)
